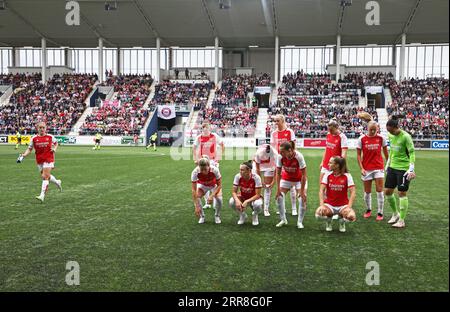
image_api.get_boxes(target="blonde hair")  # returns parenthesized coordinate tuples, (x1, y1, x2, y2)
(328, 119, 339, 129)
(275, 114, 285, 124)
(198, 157, 210, 167)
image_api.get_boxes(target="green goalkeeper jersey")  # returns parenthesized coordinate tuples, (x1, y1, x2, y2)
(388, 130, 415, 171)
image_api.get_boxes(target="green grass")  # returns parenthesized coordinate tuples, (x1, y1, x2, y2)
(0, 145, 448, 291)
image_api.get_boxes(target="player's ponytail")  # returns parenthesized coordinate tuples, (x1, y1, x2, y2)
(386, 114, 405, 129)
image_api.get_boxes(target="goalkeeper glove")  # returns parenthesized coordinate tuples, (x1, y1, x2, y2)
(403, 164, 416, 181)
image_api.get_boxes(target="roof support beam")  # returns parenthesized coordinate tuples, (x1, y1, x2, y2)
(201, 0, 218, 39)
(394, 0, 423, 44)
(271, 0, 279, 36)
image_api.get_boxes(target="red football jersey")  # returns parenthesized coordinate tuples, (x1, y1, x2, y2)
(270, 128, 295, 153)
(193, 133, 222, 161)
(29, 134, 57, 165)
(322, 132, 348, 170)
(276, 150, 307, 182)
(357, 134, 387, 170)
(233, 173, 262, 200)
(321, 172, 355, 207)
(191, 165, 221, 187)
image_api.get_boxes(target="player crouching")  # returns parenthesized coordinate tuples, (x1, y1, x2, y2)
(230, 161, 263, 226)
(316, 156, 356, 232)
(191, 157, 223, 224)
(17, 122, 62, 202)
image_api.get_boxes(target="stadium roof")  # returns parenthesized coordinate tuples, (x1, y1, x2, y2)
(0, 0, 448, 48)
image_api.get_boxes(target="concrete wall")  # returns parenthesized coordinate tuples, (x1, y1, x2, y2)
(247, 48, 275, 77)
(7, 66, 75, 78)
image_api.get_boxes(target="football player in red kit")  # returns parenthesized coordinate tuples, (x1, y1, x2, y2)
(357, 121, 389, 221)
(191, 157, 223, 224)
(275, 141, 307, 229)
(230, 161, 263, 226)
(17, 122, 62, 202)
(270, 114, 298, 216)
(316, 156, 356, 233)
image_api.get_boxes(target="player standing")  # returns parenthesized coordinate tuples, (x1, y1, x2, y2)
(93, 132, 102, 150)
(270, 114, 298, 216)
(17, 122, 62, 202)
(316, 157, 356, 232)
(275, 141, 307, 229)
(357, 121, 389, 221)
(253, 143, 278, 216)
(146, 132, 158, 151)
(15, 130, 22, 150)
(230, 161, 263, 226)
(192, 122, 225, 209)
(191, 157, 223, 224)
(384, 116, 416, 228)
(319, 119, 348, 184)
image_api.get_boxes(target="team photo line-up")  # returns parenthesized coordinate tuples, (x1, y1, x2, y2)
(17, 111, 415, 232)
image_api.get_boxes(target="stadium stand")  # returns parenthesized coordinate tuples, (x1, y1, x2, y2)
(79, 74, 153, 136)
(0, 73, 97, 135)
(387, 77, 449, 139)
(151, 80, 213, 111)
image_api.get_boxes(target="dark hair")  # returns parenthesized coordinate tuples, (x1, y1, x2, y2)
(331, 156, 348, 174)
(265, 144, 271, 153)
(241, 160, 253, 170)
(280, 140, 296, 151)
(386, 114, 404, 129)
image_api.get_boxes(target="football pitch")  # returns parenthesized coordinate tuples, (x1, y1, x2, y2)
(0, 145, 448, 292)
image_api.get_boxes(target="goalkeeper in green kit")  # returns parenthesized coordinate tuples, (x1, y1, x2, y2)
(384, 115, 416, 228)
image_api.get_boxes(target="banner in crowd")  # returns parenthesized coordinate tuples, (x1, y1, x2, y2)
(121, 136, 144, 145)
(303, 139, 326, 148)
(157, 105, 176, 120)
(102, 100, 120, 108)
(365, 86, 383, 94)
(413, 140, 431, 149)
(8, 135, 31, 145)
(54, 136, 77, 144)
(0, 135, 8, 144)
(431, 140, 449, 149)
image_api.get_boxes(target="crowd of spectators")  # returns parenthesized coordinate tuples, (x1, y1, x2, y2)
(213, 73, 271, 106)
(387, 77, 449, 139)
(80, 74, 153, 136)
(151, 80, 213, 111)
(0, 73, 97, 135)
(268, 71, 376, 138)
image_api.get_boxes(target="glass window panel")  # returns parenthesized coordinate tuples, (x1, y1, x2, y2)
(356, 47, 365, 65)
(314, 48, 322, 73)
(299, 49, 307, 71)
(341, 48, 348, 65)
(408, 47, 417, 78)
(284, 49, 292, 71)
(433, 46, 442, 76)
(219, 49, 222, 67)
(197, 50, 205, 67)
(349, 48, 357, 66)
(204, 49, 212, 67)
(372, 47, 380, 66)
(380, 47, 388, 65)
(183, 50, 190, 67)
(306, 49, 314, 72)
(151, 50, 157, 71)
(190, 50, 198, 67)
(365, 48, 373, 65)
(291, 49, 299, 72)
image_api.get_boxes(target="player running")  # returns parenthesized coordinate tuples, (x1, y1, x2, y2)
(275, 141, 307, 229)
(16, 122, 62, 202)
(253, 143, 278, 217)
(146, 132, 158, 151)
(316, 156, 356, 233)
(93, 132, 102, 150)
(384, 115, 416, 228)
(15, 130, 22, 150)
(319, 119, 348, 184)
(270, 114, 298, 216)
(191, 157, 223, 224)
(230, 161, 263, 226)
(357, 121, 389, 221)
